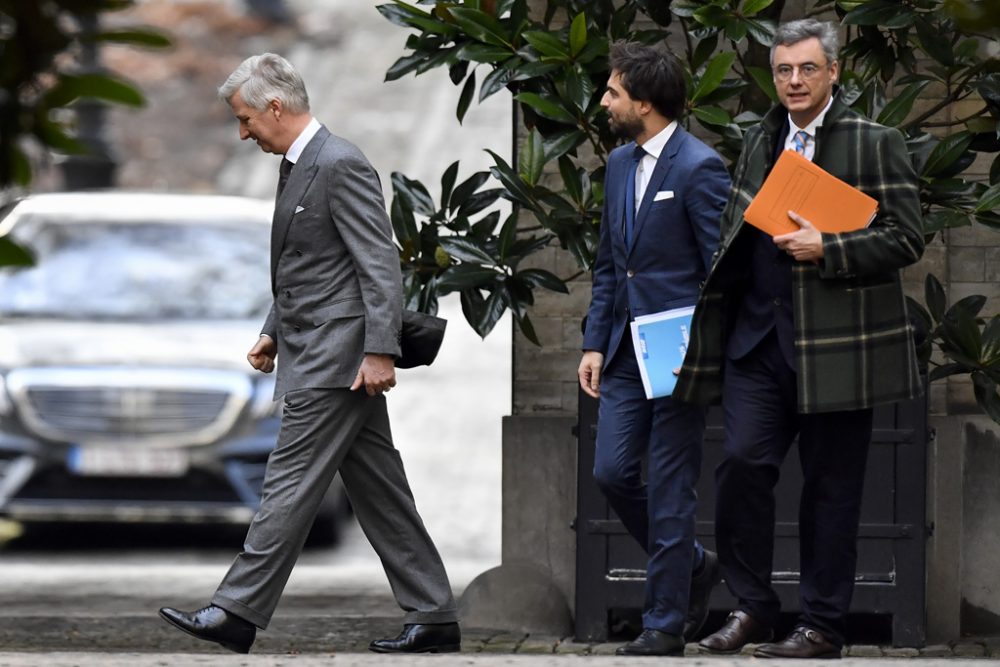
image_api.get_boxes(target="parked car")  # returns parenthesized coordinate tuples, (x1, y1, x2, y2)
(0, 192, 349, 544)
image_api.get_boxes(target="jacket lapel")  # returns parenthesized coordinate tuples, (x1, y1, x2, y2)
(270, 126, 328, 291)
(627, 126, 685, 256)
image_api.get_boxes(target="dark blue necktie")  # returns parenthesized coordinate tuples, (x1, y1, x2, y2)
(623, 144, 645, 246)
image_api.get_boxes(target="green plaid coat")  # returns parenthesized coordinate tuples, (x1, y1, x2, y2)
(674, 93, 924, 413)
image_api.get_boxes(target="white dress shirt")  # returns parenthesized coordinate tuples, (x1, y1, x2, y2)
(782, 96, 833, 162)
(636, 120, 677, 209)
(285, 117, 322, 164)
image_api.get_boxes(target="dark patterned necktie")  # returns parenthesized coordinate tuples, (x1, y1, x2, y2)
(277, 157, 294, 198)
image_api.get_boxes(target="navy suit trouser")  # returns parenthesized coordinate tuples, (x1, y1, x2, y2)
(717, 330, 873, 646)
(593, 339, 706, 635)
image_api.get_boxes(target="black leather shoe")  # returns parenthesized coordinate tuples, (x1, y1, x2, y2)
(698, 610, 773, 654)
(754, 626, 842, 659)
(158, 605, 255, 654)
(615, 629, 685, 656)
(683, 549, 721, 640)
(369, 622, 461, 653)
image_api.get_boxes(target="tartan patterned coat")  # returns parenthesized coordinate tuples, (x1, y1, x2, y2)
(673, 93, 925, 413)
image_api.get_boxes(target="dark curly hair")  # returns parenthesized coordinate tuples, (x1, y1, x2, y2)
(608, 41, 686, 121)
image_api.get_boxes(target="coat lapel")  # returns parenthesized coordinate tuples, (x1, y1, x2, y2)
(270, 126, 328, 291)
(627, 126, 686, 256)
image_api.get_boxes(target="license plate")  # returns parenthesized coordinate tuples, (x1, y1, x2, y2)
(68, 446, 190, 477)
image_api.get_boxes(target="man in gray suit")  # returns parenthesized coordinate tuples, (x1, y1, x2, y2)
(159, 53, 460, 655)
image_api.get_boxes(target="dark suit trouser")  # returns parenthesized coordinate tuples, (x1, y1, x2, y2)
(212, 388, 457, 629)
(717, 331, 872, 645)
(593, 343, 705, 635)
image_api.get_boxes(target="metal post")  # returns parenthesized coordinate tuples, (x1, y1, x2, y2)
(60, 13, 116, 190)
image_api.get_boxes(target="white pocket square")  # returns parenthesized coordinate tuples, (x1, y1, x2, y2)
(294, 205, 305, 214)
(653, 190, 674, 202)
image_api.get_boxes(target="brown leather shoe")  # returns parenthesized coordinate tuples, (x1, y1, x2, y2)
(753, 626, 842, 659)
(698, 610, 773, 654)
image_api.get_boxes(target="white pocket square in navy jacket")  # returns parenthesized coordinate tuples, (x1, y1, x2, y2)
(653, 190, 674, 202)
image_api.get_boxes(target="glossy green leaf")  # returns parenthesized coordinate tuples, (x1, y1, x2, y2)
(498, 213, 518, 262)
(543, 130, 585, 162)
(922, 132, 974, 178)
(876, 80, 930, 127)
(459, 43, 513, 62)
(973, 373, 1000, 425)
(0, 237, 34, 267)
(558, 156, 583, 204)
(522, 30, 569, 59)
(478, 287, 509, 337)
(437, 263, 499, 290)
(975, 183, 1000, 213)
(691, 105, 732, 126)
(439, 236, 497, 265)
(564, 66, 595, 112)
(449, 7, 512, 47)
(456, 71, 476, 123)
(479, 65, 516, 101)
(743, 18, 777, 47)
(691, 51, 736, 102)
(66, 73, 144, 106)
(516, 268, 568, 293)
(923, 209, 971, 234)
(520, 128, 546, 186)
(451, 171, 491, 212)
(569, 12, 587, 57)
(741, 0, 774, 16)
(377, 1, 433, 28)
(746, 65, 778, 102)
(440, 161, 460, 210)
(515, 92, 577, 123)
(391, 172, 437, 216)
(924, 273, 947, 323)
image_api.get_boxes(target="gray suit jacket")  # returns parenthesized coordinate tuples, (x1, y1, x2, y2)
(262, 125, 402, 398)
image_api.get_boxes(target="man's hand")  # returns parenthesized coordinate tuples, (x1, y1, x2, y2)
(248, 335, 277, 373)
(351, 353, 397, 396)
(578, 351, 605, 399)
(774, 211, 824, 263)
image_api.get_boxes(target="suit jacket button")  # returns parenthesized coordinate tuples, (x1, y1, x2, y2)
(284, 290, 292, 298)
(296, 250, 303, 257)
(626, 269, 635, 278)
(293, 325, 301, 332)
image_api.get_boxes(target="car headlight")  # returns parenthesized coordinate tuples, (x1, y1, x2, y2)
(0, 374, 10, 416)
(249, 376, 281, 419)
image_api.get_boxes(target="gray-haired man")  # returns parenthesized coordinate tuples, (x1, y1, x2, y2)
(158, 53, 460, 655)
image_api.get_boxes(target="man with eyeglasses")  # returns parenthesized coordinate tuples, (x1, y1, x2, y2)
(673, 18, 924, 659)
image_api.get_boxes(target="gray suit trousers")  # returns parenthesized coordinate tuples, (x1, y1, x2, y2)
(212, 387, 457, 629)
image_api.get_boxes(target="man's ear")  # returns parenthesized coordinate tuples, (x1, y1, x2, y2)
(636, 99, 653, 117)
(269, 98, 283, 119)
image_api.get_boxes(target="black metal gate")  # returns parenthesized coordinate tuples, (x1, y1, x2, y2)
(574, 384, 928, 647)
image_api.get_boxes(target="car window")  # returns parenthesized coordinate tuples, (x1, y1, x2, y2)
(0, 218, 271, 320)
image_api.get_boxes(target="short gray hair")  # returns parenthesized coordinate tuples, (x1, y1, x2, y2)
(218, 53, 310, 113)
(770, 19, 839, 66)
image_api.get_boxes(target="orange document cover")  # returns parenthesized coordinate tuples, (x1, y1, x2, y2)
(743, 149, 878, 236)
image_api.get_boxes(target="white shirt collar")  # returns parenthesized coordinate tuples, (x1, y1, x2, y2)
(285, 117, 321, 164)
(787, 94, 834, 139)
(639, 120, 677, 159)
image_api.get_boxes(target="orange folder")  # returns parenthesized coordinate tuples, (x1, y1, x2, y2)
(743, 149, 878, 236)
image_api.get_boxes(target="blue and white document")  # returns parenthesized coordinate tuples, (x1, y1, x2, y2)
(630, 305, 695, 400)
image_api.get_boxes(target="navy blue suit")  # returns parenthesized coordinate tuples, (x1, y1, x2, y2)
(582, 125, 729, 634)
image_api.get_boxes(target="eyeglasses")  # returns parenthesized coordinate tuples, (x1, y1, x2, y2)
(772, 63, 828, 82)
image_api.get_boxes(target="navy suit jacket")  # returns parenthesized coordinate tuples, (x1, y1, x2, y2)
(583, 125, 730, 367)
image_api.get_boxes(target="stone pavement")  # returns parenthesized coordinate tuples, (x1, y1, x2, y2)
(1, 610, 999, 663)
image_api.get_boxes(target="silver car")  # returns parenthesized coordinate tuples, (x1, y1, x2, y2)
(0, 192, 348, 543)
